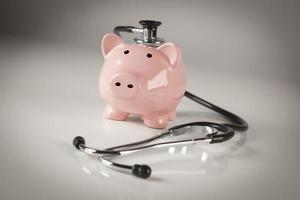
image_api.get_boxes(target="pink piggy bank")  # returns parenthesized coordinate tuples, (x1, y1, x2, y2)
(99, 33, 186, 129)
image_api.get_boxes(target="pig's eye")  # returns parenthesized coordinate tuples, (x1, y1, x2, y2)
(147, 53, 152, 58)
(124, 50, 129, 54)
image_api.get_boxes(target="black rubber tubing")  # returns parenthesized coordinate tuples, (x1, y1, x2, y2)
(184, 91, 248, 143)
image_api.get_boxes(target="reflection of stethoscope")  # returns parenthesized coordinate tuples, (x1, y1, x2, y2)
(73, 91, 248, 179)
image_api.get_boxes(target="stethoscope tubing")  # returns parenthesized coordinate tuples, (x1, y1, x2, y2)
(73, 90, 248, 179)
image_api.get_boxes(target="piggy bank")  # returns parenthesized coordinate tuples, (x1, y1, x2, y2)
(99, 33, 186, 129)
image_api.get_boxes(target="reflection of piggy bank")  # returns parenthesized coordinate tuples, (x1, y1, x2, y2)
(99, 33, 186, 129)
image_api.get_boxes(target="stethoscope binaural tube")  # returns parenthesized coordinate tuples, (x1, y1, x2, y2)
(73, 136, 152, 178)
(73, 90, 247, 179)
(73, 132, 212, 178)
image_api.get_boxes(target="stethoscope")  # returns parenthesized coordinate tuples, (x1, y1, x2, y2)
(73, 91, 248, 179)
(73, 21, 248, 178)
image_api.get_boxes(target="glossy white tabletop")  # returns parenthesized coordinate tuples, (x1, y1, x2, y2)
(0, 37, 299, 200)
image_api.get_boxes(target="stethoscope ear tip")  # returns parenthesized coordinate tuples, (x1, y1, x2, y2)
(132, 164, 152, 179)
(73, 136, 85, 149)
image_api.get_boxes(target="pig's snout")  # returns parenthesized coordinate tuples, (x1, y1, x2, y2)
(110, 73, 139, 99)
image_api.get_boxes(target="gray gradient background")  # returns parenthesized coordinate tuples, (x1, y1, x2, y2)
(0, 0, 300, 199)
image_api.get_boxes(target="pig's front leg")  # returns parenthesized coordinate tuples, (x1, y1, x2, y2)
(104, 105, 129, 121)
(143, 114, 168, 129)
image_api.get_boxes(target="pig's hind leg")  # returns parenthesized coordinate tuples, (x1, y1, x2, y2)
(168, 110, 177, 121)
(143, 114, 168, 129)
(104, 105, 129, 121)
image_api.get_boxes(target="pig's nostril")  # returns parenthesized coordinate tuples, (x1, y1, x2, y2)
(115, 82, 121, 86)
(127, 84, 133, 88)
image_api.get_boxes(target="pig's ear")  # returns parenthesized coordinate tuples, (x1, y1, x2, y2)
(157, 43, 180, 67)
(102, 33, 124, 57)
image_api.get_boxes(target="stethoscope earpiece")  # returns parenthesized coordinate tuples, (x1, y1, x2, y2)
(132, 164, 152, 179)
(73, 136, 85, 149)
